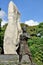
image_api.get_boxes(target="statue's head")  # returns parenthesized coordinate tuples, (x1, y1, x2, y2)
(22, 26, 27, 33)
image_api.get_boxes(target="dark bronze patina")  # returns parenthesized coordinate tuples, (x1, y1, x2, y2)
(17, 26, 33, 65)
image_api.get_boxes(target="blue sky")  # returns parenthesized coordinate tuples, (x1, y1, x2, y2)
(0, 0, 43, 26)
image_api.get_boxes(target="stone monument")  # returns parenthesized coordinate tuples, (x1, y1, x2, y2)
(3, 1, 22, 54)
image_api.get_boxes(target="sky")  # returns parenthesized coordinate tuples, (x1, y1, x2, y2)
(0, 0, 43, 26)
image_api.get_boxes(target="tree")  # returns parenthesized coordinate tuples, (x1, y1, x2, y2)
(0, 18, 2, 30)
(0, 18, 2, 54)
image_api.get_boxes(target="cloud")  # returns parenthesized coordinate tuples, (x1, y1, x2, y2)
(1, 20, 8, 27)
(25, 20, 39, 26)
(0, 10, 6, 19)
(0, 10, 8, 27)
(0, 10, 39, 27)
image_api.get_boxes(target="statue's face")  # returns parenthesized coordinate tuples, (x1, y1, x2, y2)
(22, 26, 26, 32)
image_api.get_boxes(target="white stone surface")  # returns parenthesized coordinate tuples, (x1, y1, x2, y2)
(4, 1, 22, 54)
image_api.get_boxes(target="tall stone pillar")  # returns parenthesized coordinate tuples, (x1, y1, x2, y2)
(4, 1, 22, 54)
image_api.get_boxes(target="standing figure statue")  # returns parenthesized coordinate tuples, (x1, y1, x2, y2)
(18, 26, 34, 65)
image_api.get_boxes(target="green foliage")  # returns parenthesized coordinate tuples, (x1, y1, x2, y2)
(27, 39, 33, 46)
(0, 18, 2, 31)
(38, 22, 43, 28)
(27, 37, 43, 65)
(0, 18, 2, 21)
(0, 18, 2, 46)
(0, 18, 4, 53)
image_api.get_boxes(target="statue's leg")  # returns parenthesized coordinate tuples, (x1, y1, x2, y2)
(19, 54, 22, 62)
(29, 54, 35, 65)
(19, 54, 22, 65)
(26, 53, 33, 65)
(29, 54, 33, 64)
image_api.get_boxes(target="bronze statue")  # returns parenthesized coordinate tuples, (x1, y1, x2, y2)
(17, 26, 34, 65)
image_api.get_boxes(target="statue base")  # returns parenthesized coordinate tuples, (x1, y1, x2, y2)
(0, 55, 31, 65)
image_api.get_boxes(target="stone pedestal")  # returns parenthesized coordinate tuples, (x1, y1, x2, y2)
(0, 55, 31, 65)
(0, 55, 19, 65)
